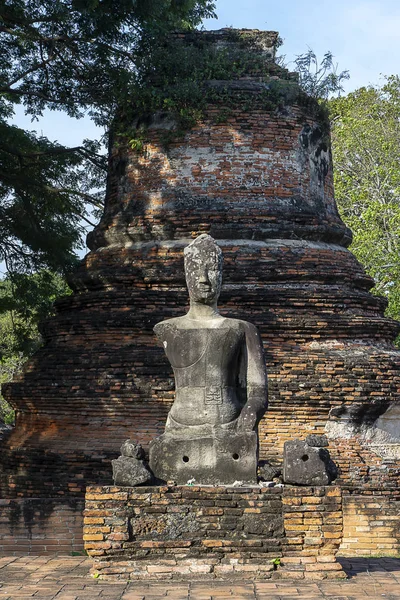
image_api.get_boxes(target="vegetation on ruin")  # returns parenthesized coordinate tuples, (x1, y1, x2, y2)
(0, 353, 22, 424)
(292, 49, 350, 101)
(123, 43, 352, 162)
(123, 34, 322, 150)
(330, 76, 400, 323)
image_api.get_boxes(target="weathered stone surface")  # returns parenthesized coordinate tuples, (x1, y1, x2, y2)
(150, 431, 258, 485)
(259, 462, 282, 482)
(84, 485, 344, 581)
(306, 434, 329, 448)
(112, 456, 152, 487)
(149, 235, 267, 484)
(120, 440, 145, 460)
(283, 440, 338, 486)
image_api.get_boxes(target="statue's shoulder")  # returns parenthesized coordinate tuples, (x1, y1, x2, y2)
(153, 317, 185, 337)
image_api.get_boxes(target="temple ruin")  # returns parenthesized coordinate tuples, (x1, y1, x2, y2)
(1, 29, 399, 560)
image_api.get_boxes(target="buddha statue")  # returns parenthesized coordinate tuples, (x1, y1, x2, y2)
(149, 234, 268, 484)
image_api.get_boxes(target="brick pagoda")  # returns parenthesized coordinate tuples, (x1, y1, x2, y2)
(1, 29, 399, 556)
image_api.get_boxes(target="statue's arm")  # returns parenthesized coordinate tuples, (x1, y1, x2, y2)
(153, 321, 165, 342)
(237, 322, 268, 431)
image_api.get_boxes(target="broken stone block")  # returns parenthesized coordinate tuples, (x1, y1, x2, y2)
(283, 439, 338, 486)
(258, 462, 282, 482)
(112, 440, 152, 486)
(120, 439, 145, 460)
(305, 434, 329, 448)
(112, 455, 153, 487)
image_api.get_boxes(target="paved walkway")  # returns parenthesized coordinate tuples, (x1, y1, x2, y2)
(0, 556, 399, 599)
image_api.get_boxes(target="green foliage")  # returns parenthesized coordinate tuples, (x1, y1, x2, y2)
(330, 76, 400, 321)
(293, 50, 350, 100)
(128, 136, 146, 154)
(0, 120, 106, 275)
(214, 108, 232, 124)
(0, 269, 71, 424)
(118, 32, 301, 149)
(122, 43, 350, 153)
(0, 0, 216, 125)
(0, 353, 24, 424)
(0, 270, 71, 358)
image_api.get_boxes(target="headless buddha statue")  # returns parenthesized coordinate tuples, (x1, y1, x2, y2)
(149, 234, 268, 484)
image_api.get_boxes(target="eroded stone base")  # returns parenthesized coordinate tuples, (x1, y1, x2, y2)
(149, 431, 258, 485)
(84, 485, 345, 580)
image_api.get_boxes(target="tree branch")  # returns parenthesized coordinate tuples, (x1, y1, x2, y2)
(6, 56, 56, 89)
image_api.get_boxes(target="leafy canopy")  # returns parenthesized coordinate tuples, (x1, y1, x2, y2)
(0, 122, 105, 275)
(0, 269, 71, 358)
(330, 76, 400, 320)
(0, 269, 71, 424)
(0, 0, 216, 276)
(1, 0, 216, 125)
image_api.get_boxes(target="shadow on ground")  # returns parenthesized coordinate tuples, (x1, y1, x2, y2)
(339, 556, 400, 578)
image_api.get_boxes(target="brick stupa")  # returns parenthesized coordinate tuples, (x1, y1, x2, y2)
(1, 30, 400, 554)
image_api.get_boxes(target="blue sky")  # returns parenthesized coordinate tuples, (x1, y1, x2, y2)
(12, 0, 400, 149)
(204, 0, 400, 93)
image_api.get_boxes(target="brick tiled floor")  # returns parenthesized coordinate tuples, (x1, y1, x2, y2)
(0, 557, 399, 599)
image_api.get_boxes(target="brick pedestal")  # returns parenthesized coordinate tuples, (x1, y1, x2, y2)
(84, 485, 345, 580)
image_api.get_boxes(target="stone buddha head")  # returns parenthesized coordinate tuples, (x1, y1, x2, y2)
(184, 235, 223, 305)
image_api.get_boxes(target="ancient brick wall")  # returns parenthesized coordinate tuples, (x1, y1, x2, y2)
(0, 499, 84, 556)
(340, 492, 400, 556)
(84, 485, 344, 580)
(1, 28, 400, 550)
(3, 102, 399, 495)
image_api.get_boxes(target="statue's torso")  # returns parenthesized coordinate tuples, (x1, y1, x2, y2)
(155, 318, 246, 427)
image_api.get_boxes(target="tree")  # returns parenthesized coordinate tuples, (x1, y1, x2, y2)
(0, 123, 105, 276)
(0, 1, 215, 123)
(0, 0, 216, 276)
(0, 353, 22, 423)
(0, 269, 71, 424)
(330, 76, 400, 320)
(0, 269, 71, 357)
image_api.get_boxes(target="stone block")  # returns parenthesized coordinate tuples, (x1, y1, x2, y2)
(283, 440, 338, 486)
(305, 434, 329, 447)
(111, 456, 152, 487)
(120, 440, 145, 460)
(149, 431, 258, 485)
